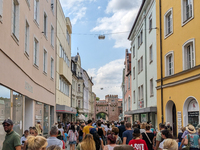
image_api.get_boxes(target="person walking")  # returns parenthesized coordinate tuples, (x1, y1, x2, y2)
(78, 125, 84, 143)
(184, 125, 200, 150)
(23, 127, 38, 150)
(163, 139, 178, 150)
(68, 124, 78, 150)
(2, 119, 21, 150)
(122, 123, 133, 145)
(154, 123, 166, 150)
(35, 121, 43, 136)
(159, 129, 173, 150)
(57, 124, 65, 140)
(46, 126, 63, 149)
(26, 136, 48, 150)
(90, 128, 104, 150)
(21, 130, 29, 149)
(104, 134, 118, 150)
(112, 127, 122, 145)
(128, 128, 148, 150)
(142, 124, 154, 150)
(177, 127, 186, 148)
(140, 123, 146, 133)
(118, 121, 125, 141)
(83, 120, 93, 138)
(76, 134, 96, 150)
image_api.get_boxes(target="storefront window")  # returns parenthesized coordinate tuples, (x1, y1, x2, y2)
(50, 106, 54, 128)
(43, 104, 49, 135)
(35, 102, 43, 127)
(0, 85, 11, 149)
(13, 91, 23, 136)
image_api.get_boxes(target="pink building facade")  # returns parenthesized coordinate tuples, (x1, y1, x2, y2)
(124, 49, 132, 123)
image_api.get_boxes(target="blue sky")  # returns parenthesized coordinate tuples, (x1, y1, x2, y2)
(60, 0, 142, 99)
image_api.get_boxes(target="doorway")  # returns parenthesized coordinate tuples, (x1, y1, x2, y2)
(25, 97, 34, 130)
(172, 104, 177, 137)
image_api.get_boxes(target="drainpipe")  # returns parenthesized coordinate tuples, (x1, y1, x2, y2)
(159, 0, 164, 124)
(71, 80, 73, 122)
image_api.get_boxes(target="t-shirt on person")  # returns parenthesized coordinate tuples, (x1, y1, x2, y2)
(2, 131, 21, 150)
(142, 132, 154, 150)
(118, 125, 126, 139)
(185, 133, 200, 149)
(129, 139, 148, 150)
(83, 125, 94, 134)
(122, 130, 133, 144)
(46, 137, 63, 148)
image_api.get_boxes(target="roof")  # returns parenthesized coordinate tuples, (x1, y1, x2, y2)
(128, 0, 146, 40)
(83, 70, 94, 85)
(118, 99, 122, 102)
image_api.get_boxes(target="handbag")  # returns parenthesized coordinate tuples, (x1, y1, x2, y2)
(182, 135, 190, 150)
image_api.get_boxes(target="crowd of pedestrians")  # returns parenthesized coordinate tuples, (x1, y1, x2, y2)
(2, 118, 200, 150)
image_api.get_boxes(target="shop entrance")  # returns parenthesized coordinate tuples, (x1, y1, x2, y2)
(165, 100, 177, 137)
(25, 97, 34, 130)
(183, 97, 199, 127)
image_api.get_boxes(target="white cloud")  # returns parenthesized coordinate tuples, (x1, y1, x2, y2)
(98, 6, 101, 9)
(87, 59, 124, 100)
(91, 0, 142, 48)
(60, 0, 96, 25)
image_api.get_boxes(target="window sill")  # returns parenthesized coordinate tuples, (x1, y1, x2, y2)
(43, 34, 48, 41)
(25, 0, 31, 9)
(11, 34, 19, 46)
(51, 44, 54, 50)
(33, 64, 39, 70)
(33, 19, 39, 28)
(164, 31, 173, 39)
(43, 71, 47, 76)
(24, 52, 29, 59)
(150, 94, 154, 97)
(51, 77, 54, 81)
(182, 16, 194, 27)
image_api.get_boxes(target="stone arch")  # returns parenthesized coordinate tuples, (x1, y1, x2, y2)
(183, 96, 199, 127)
(96, 112, 109, 120)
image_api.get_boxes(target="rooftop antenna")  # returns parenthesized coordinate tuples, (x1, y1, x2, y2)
(77, 47, 79, 54)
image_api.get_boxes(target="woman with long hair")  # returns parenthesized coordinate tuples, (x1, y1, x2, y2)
(76, 134, 96, 150)
(23, 127, 38, 150)
(90, 128, 104, 150)
(112, 127, 122, 145)
(159, 129, 173, 150)
(163, 139, 178, 150)
(57, 124, 65, 140)
(26, 136, 47, 150)
(68, 124, 78, 150)
(142, 124, 154, 150)
(103, 133, 118, 150)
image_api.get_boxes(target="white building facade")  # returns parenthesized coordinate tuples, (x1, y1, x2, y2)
(127, 0, 157, 127)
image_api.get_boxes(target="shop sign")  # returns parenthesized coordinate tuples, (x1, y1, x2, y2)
(141, 114, 147, 122)
(138, 100, 144, 108)
(36, 115, 42, 120)
(177, 111, 182, 132)
(188, 111, 199, 117)
(25, 82, 33, 93)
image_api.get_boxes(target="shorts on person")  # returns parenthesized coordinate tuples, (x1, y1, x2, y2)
(69, 141, 76, 145)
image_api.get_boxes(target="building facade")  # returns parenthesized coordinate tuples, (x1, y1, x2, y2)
(123, 49, 132, 123)
(55, 0, 76, 123)
(127, 0, 157, 127)
(156, 0, 200, 135)
(0, 0, 57, 147)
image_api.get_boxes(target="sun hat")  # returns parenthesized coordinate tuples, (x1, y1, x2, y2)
(186, 125, 196, 134)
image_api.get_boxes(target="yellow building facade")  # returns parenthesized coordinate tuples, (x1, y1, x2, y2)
(156, 0, 200, 136)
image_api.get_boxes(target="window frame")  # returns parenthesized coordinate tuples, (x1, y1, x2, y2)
(149, 45, 153, 63)
(150, 78, 154, 97)
(165, 51, 174, 76)
(182, 38, 195, 70)
(0, 0, 3, 22)
(25, 20, 30, 56)
(43, 12, 47, 38)
(149, 14, 152, 33)
(140, 56, 143, 72)
(164, 8, 173, 39)
(138, 59, 140, 74)
(50, 57, 54, 79)
(33, 37, 39, 67)
(133, 90, 135, 104)
(51, 25, 54, 47)
(43, 49, 47, 74)
(132, 45, 135, 58)
(12, 0, 20, 41)
(34, 0, 39, 24)
(181, 0, 194, 26)
(133, 67, 135, 80)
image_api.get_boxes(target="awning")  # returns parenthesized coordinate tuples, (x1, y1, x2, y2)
(56, 104, 77, 114)
(125, 107, 157, 115)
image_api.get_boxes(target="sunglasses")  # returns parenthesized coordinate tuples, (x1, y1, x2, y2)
(3, 124, 11, 127)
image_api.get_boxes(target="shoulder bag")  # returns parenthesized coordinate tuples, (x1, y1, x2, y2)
(144, 132, 152, 144)
(183, 135, 190, 150)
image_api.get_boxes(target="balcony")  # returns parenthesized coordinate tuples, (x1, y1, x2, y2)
(59, 57, 72, 84)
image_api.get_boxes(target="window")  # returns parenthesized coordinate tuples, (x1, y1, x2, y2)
(128, 97, 130, 111)
(138, 87, 140, 101)
(78, 100, 81, 108)
(51, 58, 54, 78)
(78, 84, 80, 92)
(141, 56, 143, 71)
(43, 49, 47, 73)
(182, 39, 195, 70)
(128, 76, 130, 89)
(67, 29, 70, 45)
(34, 0, 39, 24)
(138, 30, 143, 48)
(0, 0, 3, 20)
(150, 78, 154, 97)
(59, 45, 70, 67)
(165, 51, 174, 76)
(133, 67, 135, 79)
(59, 76, 69, 96)
(133, 91, 135, 103)
(51, 25, 54, 47)
(25, 21, 29, 55)
(51, 0, 54, 12)
(12, 0, 19, 40)
(140, 85, 143, 100)
(138, 59, 140, 74)
(164, 8, 173, 38)
(182, 0, 193, 25)
(132, 46, 135, 58)
(149, 14, 152, 32)
(33, 38, 39, 67)
(149, 45, 153, 63)
(44, 13, 47, 37)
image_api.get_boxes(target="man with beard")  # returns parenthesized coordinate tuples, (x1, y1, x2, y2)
(2, 119, 21, 150)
